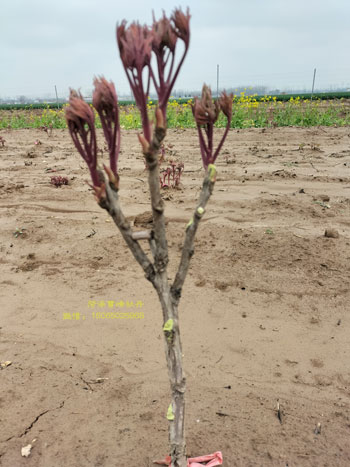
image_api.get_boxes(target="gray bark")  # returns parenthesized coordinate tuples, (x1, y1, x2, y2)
(99, 124, 216, 467)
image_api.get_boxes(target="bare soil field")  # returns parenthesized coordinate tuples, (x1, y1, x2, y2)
(0, 126, 350, 466)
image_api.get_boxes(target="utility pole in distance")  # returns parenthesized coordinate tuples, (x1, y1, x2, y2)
(311, 68, 316, 101)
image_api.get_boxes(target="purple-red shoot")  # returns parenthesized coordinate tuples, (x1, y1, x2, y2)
(192, 85, 232, 169)
(117, 8, 190, 139)
(40, 125, 53, 137)
(160, 160, 184, 188)
(50, 175, 69, 187)
(117, 21, 153, 142)
(151, 8, 190, 120)
(159, 144, 166, 164)
(93, 77, 120, 183)
(65, 90, 100, 187)
(0, 136, 6, 147)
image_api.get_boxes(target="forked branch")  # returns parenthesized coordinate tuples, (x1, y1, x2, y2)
(102, 178, 156, 285)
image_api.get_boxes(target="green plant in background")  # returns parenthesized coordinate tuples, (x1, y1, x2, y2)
(1, 92, 350, 130)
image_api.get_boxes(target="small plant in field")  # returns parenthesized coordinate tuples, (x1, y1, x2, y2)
(160, 161, 184, 189)
(50, 175, 69, 187)
(159, 143, 166, 164)
(40, 124, 53, 137)
(13, 227, 26, 238)
(224, 154, 235, 164)
(65, 8, 231, 467)
(0, 136, 5, 147)
(145, 143, 176, 170)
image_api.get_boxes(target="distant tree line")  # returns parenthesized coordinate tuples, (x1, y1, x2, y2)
(1, 85, 350, 105)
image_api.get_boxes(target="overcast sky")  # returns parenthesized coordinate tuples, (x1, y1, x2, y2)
(1, 0, 350, 99)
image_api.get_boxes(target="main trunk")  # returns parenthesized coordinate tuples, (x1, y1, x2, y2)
(156, 277, 187, 467)
(167, 319, 186, 467)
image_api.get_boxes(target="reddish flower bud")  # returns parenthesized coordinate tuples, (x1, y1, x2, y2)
(117, 21, 153, 142)
(103, 164, 119, 190)
(171, 7, 190, 45)
(66, 90, 95, 129)
(150, 9, 190, 121)
(117, 21, 153, 71)
(155, 107, 165, 129)
(93, 77, 120, 178)
(117, 9, 190, 142)
(92, 182, 106, 203)
(192, 85, 232, 169)
(138, 133, 150, 154)
(93, 77, 118, 120)
(152, 14, 177, 52)
(219, 91, 233, 121)
(65, 90, 100, 186)
(192, 84, 220, 126)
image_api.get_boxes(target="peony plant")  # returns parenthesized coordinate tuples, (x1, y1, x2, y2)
(66, 8, 231, 467)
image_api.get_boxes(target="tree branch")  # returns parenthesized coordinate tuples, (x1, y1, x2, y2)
(102, 181, 156, 285)
(171, 165, 217, 303)
(142, 124, 168, 272)
(131, 230, 153, 240)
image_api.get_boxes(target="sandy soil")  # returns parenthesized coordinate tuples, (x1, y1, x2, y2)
(0, 126, 350, 467)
